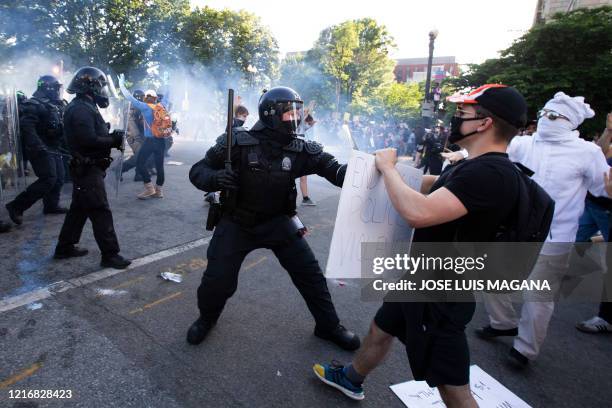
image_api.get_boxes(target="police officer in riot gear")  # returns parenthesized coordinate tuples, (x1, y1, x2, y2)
(419, 127, 445, 175)
(187, 87, 360, 351)
(53, 67, 131, 270)
(5, 75, 68, 225)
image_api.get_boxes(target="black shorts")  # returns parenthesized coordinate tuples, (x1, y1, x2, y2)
(374, 301, 475, 387)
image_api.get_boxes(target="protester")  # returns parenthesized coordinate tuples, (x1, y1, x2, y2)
(313, 84, 527, 405)
(479, 94, 610, 366)
(576, 113, 612, 334)
(119, 75, 170, 199)
(120, 89, 153, 182)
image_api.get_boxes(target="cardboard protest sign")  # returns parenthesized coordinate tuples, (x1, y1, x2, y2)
(325, 150, 422, 279)
(390, 365, 531, 408)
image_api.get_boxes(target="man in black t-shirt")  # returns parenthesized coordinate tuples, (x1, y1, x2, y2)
(313, 84, 528, 405)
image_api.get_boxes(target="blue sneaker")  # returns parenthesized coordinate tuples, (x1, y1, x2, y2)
(313, 361, 365, 401)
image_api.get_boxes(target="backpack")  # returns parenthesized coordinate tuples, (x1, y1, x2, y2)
(449, 155, 555, 292)
(145, 103, 172, 138)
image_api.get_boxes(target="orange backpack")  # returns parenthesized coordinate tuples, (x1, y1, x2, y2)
(145, 103, 173, 138)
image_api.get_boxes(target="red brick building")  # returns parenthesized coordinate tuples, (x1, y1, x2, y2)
(394, 56, 460, 83)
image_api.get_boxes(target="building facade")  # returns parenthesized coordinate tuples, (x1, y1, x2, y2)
(534, 0, 611, 23)
(394, 56, 460, 84)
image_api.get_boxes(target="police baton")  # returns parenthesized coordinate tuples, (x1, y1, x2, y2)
(225, 89, 234, 171)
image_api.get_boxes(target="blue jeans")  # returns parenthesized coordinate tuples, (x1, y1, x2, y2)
(575, 200, 610, 242)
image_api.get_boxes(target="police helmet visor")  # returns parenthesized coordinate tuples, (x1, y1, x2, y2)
(38, 80, 63, 100)
(279, 100, 304, 135)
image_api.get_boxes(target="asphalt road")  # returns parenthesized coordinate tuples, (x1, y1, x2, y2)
(0, 138, 610, 408)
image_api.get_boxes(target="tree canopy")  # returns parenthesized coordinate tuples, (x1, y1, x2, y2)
(0, 1, 278, 86)
(279, 18, 408, 121)
(447, 6, 612, 135)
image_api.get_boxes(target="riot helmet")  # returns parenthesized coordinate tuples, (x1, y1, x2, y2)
(66, 66, 111, 108)
(258, 87, 304, 136)
(132, 89, 145, 102)
(36, 75, 62, 101)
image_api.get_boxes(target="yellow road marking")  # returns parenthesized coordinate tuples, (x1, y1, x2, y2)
(243, 256, 267, 271)
(190, 258, 208, 270)
(0, 362, 43, 389)
(129, 291, 183, 315)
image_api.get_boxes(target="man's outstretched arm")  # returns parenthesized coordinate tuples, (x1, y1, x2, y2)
(375, 148, 467, 228)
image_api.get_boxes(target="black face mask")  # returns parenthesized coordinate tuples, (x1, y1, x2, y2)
(233, 118, 245, 128)
(448, 116, 484, 144)
(46, 87, 62, 101)
(94, 95, 109, 109)
(279, 119, 300, 137)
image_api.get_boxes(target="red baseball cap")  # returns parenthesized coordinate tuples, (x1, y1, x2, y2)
(447, 84, 527, 128)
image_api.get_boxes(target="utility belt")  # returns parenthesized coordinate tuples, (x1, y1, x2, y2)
(69, 155, 113, 177)
(226, 207, 284, 228)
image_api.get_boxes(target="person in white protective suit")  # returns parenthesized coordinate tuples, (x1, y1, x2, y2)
(476, 92, 610, 367)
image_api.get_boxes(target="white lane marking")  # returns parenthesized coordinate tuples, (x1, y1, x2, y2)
(0, 237, 211, 314)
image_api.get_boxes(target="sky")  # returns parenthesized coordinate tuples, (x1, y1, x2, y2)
(191, 0, 538, 65)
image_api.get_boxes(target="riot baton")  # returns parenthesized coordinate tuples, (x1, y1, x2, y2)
(225, 89, 234, 171)
(224, 89, 235, 206)
(206, 88, 235, 231)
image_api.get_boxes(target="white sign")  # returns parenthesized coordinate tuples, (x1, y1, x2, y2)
(421, 101, 434, 118)
(325, 150, 422, 279)
(390, 365, 532, 408)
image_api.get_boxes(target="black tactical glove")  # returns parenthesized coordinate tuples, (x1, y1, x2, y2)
(110, 130, 125, 150)
(214, 168, 239, 191)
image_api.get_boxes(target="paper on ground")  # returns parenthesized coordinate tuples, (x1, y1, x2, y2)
(325, 150, 422, 278)
(390, 365, 531, 408)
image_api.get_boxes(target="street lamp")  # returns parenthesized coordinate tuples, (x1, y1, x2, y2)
(422, 29, 438, 128)
(424, 29, 438, 102)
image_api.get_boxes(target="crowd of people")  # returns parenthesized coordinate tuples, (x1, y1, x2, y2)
(2, 68, 612, 407)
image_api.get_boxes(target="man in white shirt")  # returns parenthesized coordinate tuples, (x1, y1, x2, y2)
(477, 92, 610, 367)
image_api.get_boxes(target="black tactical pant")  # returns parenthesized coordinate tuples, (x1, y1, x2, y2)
(197, 215, 340, 331)
(10, 150, 64, 212)
(423, 156, 443, 176)
(56, 166, 120, 257)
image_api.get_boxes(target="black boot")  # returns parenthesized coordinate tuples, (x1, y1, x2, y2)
(315, 324, 361, 351)
(5, 202, 23, 225)
(54, 246, 89, 259)
(100, 254, 131, 269)
(43, 206, 69, 215)
(475, 325, 518, 339)
(187, 317, 216, 345)
(0, 220, 11, 233)
(507, 347, 529, 368)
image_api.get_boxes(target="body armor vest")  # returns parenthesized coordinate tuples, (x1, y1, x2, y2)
(234, 138, 299, 218)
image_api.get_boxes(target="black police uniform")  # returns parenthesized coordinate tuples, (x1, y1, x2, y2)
(55, 95, 121, 258)
(6, 89, 66, 218)
(188, 120, 359, 349)
(420, 132, 445, 176)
